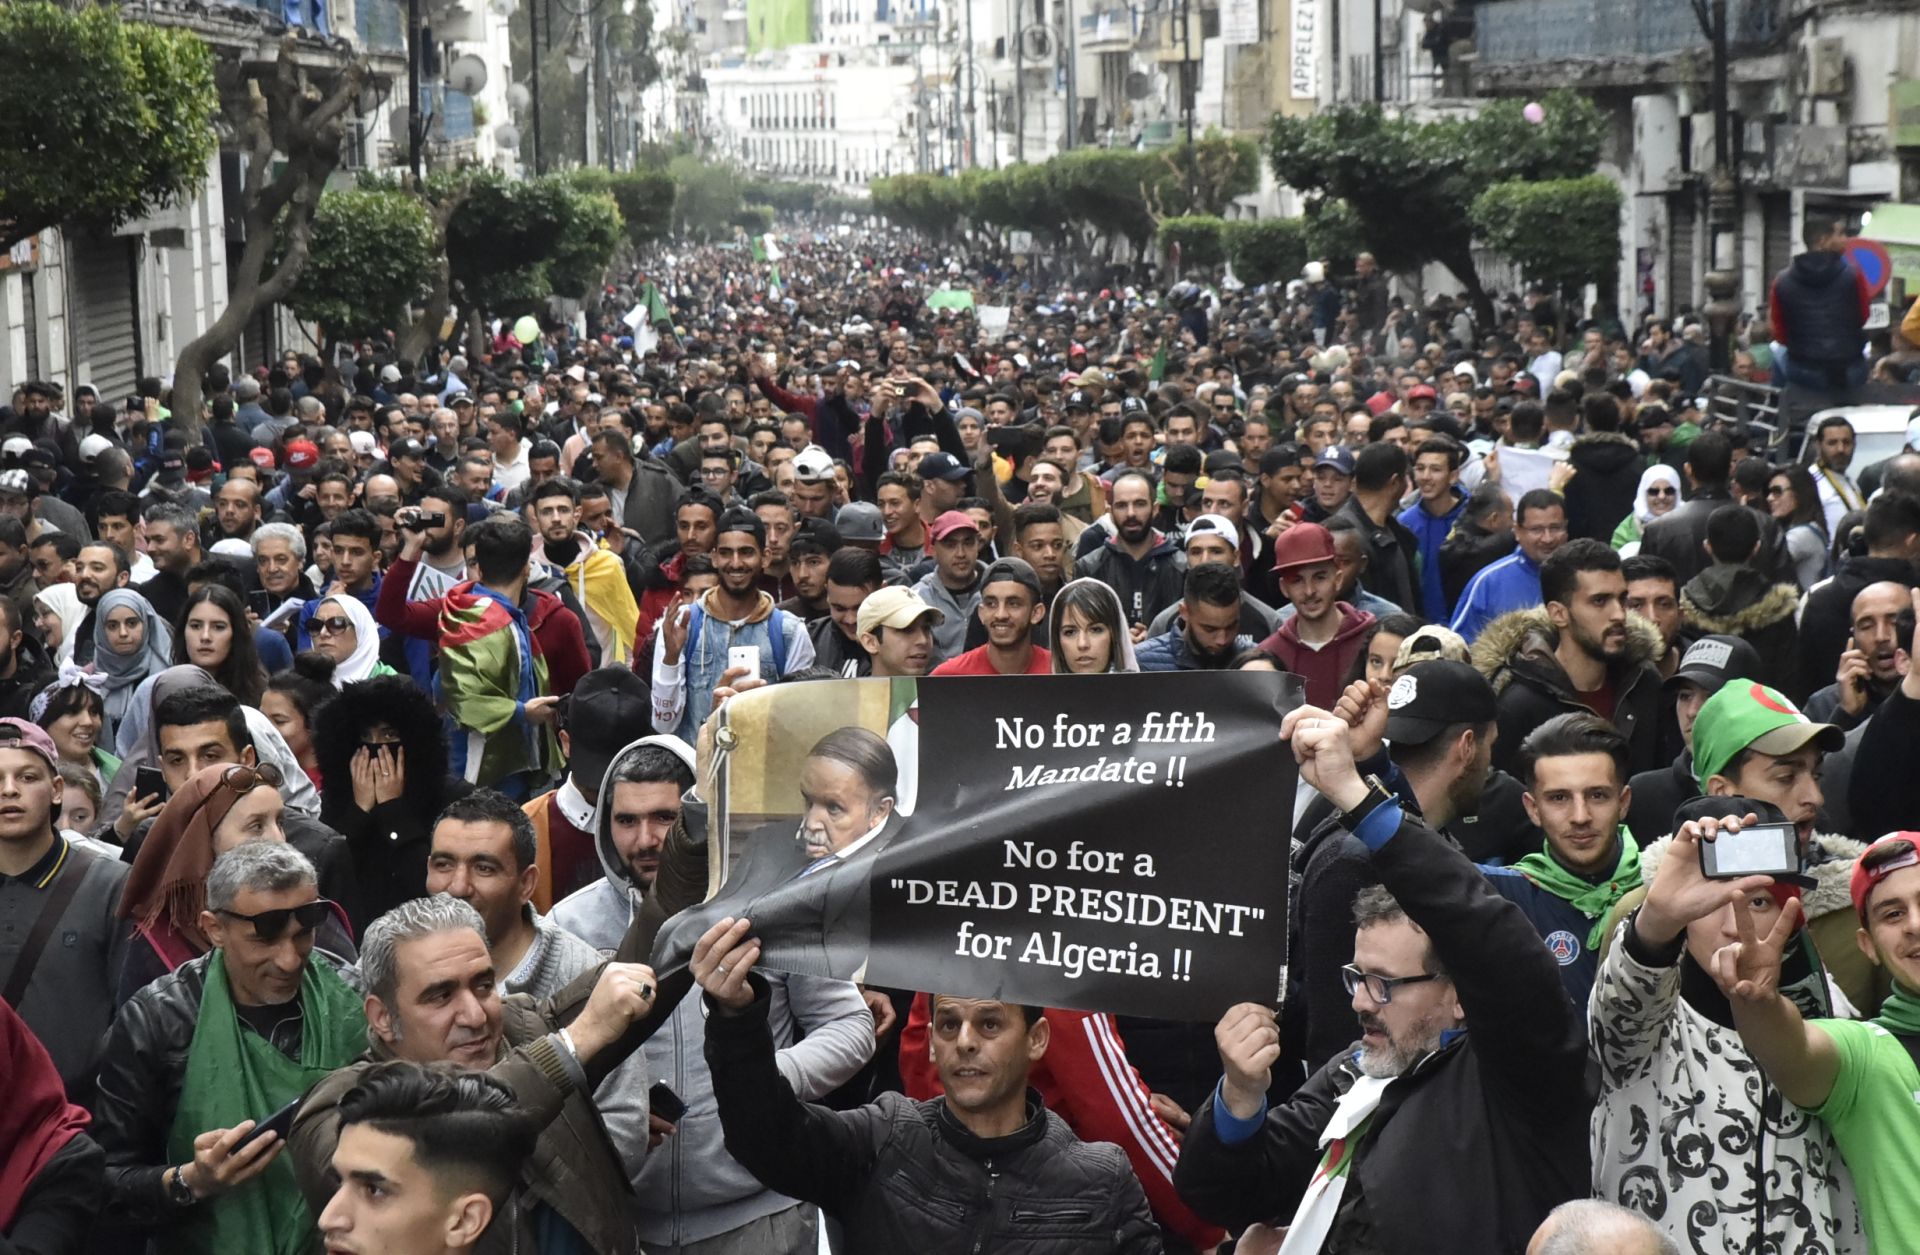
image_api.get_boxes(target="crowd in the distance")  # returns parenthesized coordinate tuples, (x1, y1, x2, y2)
(3, 212, 1920, 1255)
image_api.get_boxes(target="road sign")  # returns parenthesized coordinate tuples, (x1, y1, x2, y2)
(1847, 237, 1893, 297)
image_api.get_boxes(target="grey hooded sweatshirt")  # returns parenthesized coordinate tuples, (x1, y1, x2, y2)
(550, 733, 875, 1247)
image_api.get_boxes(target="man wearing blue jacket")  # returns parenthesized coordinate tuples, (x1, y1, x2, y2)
(1483, 712, 1641, 1015)
(1397, 436, 1466, 622)
(1450, 488, 1567, 642)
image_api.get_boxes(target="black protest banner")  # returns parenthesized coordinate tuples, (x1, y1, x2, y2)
(650, 670, 1298, 1021)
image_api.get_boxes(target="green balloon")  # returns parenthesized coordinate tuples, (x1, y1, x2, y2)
(513, 315, 541, 344)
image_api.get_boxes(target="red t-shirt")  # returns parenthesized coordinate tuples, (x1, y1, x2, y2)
(1576, 673, 1617, 722)
(930, 644, 1053, 676)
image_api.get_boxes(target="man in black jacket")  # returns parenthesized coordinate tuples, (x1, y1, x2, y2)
(692, 917, 1162, 1254)
(1797, 492, 1920, 701)
(1175, 696, 1589, 1253)
(1640, 429, 1733, 587)
(1333, 443, 1421, 619)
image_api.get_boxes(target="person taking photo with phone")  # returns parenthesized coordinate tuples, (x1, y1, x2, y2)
(1590, 796, 1866, 1252)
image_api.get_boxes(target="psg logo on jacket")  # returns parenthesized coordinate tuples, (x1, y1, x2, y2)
(1545, 930, 1580, 965)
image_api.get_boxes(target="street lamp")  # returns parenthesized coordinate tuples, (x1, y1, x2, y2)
(1695, 0, 1738, 373)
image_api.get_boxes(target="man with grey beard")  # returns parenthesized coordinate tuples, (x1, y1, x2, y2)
(1172, 692, 1590, 1253)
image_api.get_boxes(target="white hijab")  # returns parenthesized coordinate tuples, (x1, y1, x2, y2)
(317, 595, 383, 688)
(1632, 464, 1683, 526)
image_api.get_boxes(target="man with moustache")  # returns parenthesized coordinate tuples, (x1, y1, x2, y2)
(1175, 696, 1590, 1252)
(70, 540, 131, 665)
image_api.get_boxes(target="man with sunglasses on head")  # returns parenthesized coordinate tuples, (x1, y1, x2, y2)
(93, 840, 367, 1251)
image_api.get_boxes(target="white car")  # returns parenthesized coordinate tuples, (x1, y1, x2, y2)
(1794, 403, 1916, 470)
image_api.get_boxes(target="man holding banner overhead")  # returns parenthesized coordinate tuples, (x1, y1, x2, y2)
(1173, 696, 1590, 1253)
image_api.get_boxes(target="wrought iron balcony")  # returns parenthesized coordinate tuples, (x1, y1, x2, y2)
(1475, 0, 1780, 66)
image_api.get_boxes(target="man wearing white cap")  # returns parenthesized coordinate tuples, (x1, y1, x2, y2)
(1145, 514, 1278, 640)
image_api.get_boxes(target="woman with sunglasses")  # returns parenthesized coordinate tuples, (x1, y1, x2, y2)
(116, 761, 354, 1002)
(93, 589, 172, 743)
(173, 585, 267, 708)
(303, 595, 393, 688)
(1611, 465, 1683, 556)
(1767, 462, 1831, 590)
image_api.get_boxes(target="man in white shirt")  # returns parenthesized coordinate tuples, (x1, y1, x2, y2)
(489, 410, 534, 496)
(1809, 414, 1866, 534)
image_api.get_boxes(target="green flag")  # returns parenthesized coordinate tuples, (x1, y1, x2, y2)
(1148, 345, 1167, 382)
(927, 288, 975, 312)
(750, 237, 768, 263)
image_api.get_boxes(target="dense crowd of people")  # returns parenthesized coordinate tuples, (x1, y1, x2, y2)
(3, 210, 1920, 1255)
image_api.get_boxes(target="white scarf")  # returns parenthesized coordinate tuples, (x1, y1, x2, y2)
(1276, 1073, 1392, 1255)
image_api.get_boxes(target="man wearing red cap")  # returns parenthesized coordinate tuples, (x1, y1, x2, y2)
(1714, 830, 1920, 1250)
(1258, 523, 1376, 707)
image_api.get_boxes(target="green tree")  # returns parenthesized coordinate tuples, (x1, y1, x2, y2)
(570, 166, 676, 250)
(1147, 134, 1261, 219)
(447, 171, 623, 327)
(171, 39, 366, 432)
(1158, 216, 1228, 271)
(1225, 217, 1309, 285)
(1471, 174, 1623, 321)
(870, 174, 966, 240)
(668, 154, 743, 240)
(0, 2, 217, 246)
(287, 187, 437, 340)
(732, 204, 775, 235)
(1268, 89, 1605, 324)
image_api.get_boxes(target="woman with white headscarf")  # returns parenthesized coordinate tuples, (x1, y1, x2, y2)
(33, 584, 84, 666)
(1611, 464, 1683, 556)
(303, 594, 393, 688)
(92, 589, 173, 740)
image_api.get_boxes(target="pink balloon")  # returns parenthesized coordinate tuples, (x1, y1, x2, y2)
(1522, 102, 1546, 124)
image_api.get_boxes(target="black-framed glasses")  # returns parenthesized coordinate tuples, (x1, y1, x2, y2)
(216, 897, 333, 942)
(1341, 964, 1444, 1005)
(304, 616, 352, 637)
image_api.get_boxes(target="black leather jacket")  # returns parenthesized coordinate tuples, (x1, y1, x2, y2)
(706, 982, 1163, 1254)
(91, 950, 356, 1232)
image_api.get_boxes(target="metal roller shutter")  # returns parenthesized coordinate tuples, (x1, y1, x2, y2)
(1667, 190, 1697, 318)
(1762, 193, 1793, 292)
(71, 236, 140, 402)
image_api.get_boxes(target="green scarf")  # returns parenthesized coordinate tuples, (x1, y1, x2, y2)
(164, 953, 367, 1255)
(1514, 828, 1643, 949)
(1873, 985, 1920, 1036)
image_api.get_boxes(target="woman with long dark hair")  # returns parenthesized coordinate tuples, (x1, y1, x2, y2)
(262, 654, 335, 789)
(1047, 578, 1138, 674)
(172, 584, 266, 707)
(313, 674, 470, 923)
(1768, 462, 1831, 590)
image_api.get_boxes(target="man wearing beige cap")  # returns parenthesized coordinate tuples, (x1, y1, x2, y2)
(855, 586, 943, 679)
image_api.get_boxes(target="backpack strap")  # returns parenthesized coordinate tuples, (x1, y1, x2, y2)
(766, 609, 789, 675)
(2, 842, 95, 1008)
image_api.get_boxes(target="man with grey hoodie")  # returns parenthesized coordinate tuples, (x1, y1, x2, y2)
(551, 732, 876, 1254)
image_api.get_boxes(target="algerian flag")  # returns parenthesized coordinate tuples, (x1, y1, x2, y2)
(762, 234, 784, 262)
(750, 237, 768, 263)
(926, 288, 975, 312)
(886, 679, 920, 817)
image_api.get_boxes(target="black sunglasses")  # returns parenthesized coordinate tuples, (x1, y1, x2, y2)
(304, 616, 353, 637)
(217, 898, 334, 942)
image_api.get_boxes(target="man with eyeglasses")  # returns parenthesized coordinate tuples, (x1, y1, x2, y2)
(94, 840, 367, 1248)
(1175, 692, 1590, 1252)
(1449, 488, 1570, 643)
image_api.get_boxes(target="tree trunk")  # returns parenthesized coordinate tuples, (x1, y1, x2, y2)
(395, 187, 469, 368)
(169, 39, 365, 435)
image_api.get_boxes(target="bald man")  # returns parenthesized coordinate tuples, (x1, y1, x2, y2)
(1801, 579, 1914, 730)
(1527, 1201, 1677, 1255)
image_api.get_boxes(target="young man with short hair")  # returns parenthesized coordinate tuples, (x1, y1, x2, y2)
(651, 508, 815, 740)
(931, 558, 1051, 676)
(1258, 523, 1376, 707)
(814, 548, 883, 678)
(856, 586, 943, 679)
(1398, 436, 1466, 622)
(692, 918, 1160, 1253)
(318, 1061, 538, 1255)
(1450, 489, 1569, 643)
(1483, 713, 1640, 1012)
(1137, 562, 1257, 672)
(778, 517, 839, 624)
(1479, 539, 1664, 778)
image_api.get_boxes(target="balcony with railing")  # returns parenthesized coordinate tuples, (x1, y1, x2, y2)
(1476, 0, 1781, 72)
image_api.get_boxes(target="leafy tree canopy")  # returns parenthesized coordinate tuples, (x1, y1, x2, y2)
(0, 2, 218, 245)
(287, 187, 436, 337)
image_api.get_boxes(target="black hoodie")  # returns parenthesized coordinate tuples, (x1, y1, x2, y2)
(1563, 432, 1643, 542)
